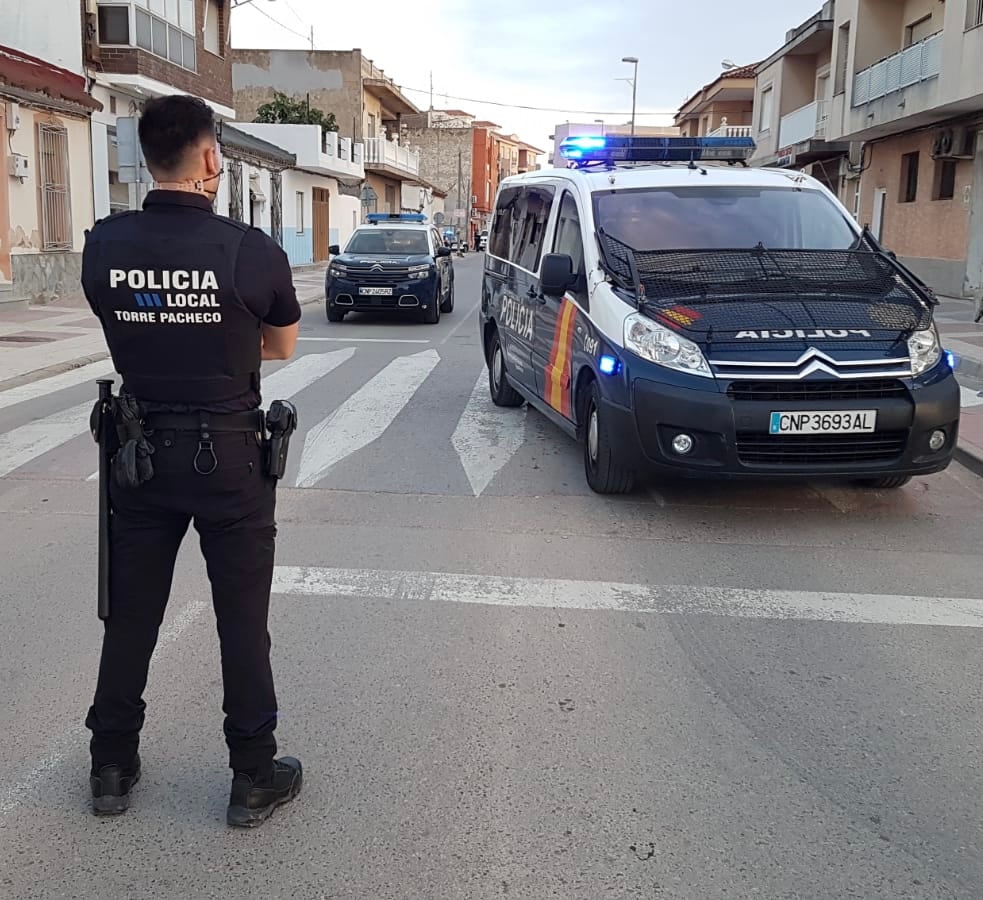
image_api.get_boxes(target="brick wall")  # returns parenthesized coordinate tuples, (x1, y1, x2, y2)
(859, 128, 977, 295)
(860, 130, 972, 260)
(95, 0, 232, 108)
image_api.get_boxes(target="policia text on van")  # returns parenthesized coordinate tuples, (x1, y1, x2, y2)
(479, 135, 960, 494)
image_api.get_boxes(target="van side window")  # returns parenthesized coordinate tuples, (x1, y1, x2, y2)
(488, 185, 555, 272)
(552, 191, 588, 305)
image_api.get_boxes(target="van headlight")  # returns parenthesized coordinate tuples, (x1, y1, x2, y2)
(908, 325, 941, 375)
(624, 313, 712, 378)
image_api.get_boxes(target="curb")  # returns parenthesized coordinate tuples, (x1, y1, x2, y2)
(0, 351, 112, 394)
(954, 443, 983, 479)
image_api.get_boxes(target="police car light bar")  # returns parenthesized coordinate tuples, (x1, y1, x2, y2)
(366, 212, 428, 223)
(558, 134, 756, 164)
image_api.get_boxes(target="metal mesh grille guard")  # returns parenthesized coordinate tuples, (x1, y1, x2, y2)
(597, 231, 935, 335)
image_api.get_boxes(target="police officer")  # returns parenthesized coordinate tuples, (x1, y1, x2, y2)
(81, 94, 303, 827)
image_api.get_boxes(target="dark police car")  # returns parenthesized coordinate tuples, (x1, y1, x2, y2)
(326, 213, 454, 324)
(480, 135, 961, 495)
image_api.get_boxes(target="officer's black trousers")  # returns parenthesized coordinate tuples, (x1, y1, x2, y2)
(85, 429, 279, 774)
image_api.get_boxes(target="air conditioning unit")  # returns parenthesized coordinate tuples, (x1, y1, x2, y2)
(932, 126, 976, 160)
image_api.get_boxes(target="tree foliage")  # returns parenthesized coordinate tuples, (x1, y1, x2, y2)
(254, 92, 339, 133)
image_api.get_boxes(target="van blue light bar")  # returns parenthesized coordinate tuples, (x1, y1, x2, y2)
(367, 212, 427, 223)
(558, 135, 756, 164)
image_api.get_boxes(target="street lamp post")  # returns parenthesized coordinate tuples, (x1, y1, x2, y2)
(622, 56, 639, 141)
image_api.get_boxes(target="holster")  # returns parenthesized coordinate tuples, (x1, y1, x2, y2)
(263, 399, 298, 479)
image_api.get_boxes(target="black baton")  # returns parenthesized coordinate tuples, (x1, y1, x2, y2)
(94, 378, 114, 621)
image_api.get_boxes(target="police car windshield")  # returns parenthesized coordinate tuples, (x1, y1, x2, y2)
(345, 229, 431, 255)
(594, 186, 856, 251)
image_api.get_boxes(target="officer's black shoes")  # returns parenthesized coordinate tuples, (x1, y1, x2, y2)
(226, 756, 303, 828)
(90, 756, 141, 816)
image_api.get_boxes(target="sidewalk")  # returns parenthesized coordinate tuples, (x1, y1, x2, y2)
(936, 295, 983, 477)
(0, 265, 327, 392)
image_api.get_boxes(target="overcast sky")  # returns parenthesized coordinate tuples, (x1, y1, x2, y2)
(231, 0, 825, 156)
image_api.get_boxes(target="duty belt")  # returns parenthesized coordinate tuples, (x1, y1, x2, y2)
(142, 410, 266, 475)
(143, 410, 265, 433)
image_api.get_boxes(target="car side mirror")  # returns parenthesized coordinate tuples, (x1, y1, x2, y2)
(328, 244, 340, 255)
(436, 245, 452, 258)
(540, 253, 575, 297)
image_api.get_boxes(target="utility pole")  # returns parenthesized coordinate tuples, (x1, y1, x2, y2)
(622, 56, 639, 140)
(429, 71, 434, 111)
(310, 26, 314, 50)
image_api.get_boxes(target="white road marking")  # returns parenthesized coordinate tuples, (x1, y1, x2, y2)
(272, 566, 983, 629)
(450, 369, 527, 496)
(0, 402, 94, 479)
(0, 599, 208, 818)
(295, 349, 440, 488)
(0, 360, 116, 412)
(960, 386, 983, 408)
(81, 350, 358, 482)
(298, 337, 430, 344)
(261, 347, 357, 398)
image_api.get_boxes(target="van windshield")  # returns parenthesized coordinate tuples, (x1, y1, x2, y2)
(346, 229, 431, 255)
(593, 186, 857, 252)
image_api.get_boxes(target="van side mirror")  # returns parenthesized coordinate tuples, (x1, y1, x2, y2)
(436, 245, 452, 258)
(540, 253, 575, 297)
(328, 244, 340, 255)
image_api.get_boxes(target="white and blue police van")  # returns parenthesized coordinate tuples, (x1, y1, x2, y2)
(479, 134, 960, 494)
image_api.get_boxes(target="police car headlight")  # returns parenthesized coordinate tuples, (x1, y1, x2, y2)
(624, 313, 712, 378)
(908, 325, 941, 375)
(408, 264, 432, 280)
(328, 263, 348, 277)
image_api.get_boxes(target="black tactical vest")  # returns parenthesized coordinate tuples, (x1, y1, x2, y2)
(84, 200, 262, 411)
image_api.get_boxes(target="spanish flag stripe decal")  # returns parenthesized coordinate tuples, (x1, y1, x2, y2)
(546, 299, 577, 416)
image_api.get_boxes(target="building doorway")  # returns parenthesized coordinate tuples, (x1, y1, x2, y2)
(313, 187, 330, 262)
(871, 188, 887, 241)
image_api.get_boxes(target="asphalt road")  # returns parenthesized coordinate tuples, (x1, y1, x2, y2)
(0, 254, 982, 899)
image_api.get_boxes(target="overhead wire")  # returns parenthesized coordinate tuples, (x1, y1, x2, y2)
(234, 6, 676, 118)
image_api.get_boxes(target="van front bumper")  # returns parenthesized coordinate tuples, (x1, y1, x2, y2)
(600, 372, 960, 480)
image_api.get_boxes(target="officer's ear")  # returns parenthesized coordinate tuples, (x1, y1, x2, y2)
(204, 143, 222, 179)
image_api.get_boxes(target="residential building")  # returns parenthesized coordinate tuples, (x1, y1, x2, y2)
(402, 110, 544, 242)
(751, 2, 854, 205)
(231, 49, 422, 221)
(548, 122, 679, 166)
(83, 0, 236, 219)
(823, 0, 983, 297)
(231, 123, 365, 264)
(0, 3, 101, 302)
(674, 64, 760, 138)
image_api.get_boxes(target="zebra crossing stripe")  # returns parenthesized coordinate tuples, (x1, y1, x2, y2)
(0, 402, 94, 479)
(451, 369, 527, 497)
(271, 565, 983, 628)
(295, 349, 440, 488)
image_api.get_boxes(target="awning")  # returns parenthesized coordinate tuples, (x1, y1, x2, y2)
(0, 45, 102, 113)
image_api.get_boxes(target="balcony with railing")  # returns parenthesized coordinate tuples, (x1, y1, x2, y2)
(778, 99, 830, 147)
(708, 120, 753, 138)
(363, 134, 421, 178)
(852, 32, 942, 106)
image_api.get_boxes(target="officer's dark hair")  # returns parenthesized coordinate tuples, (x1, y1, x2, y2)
(138, 95, 216, 177)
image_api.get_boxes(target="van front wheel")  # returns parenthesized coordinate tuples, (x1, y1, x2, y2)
(583, 380, 635, 494)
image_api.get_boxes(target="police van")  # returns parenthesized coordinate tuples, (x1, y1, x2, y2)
(479, 135, 960, 494)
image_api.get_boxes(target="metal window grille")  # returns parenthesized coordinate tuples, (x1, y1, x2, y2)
(38, 123, 73, 251)
(228, 160, 243, 221)
(969, 0, 983, 29)
(270, 170, 283, 247)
